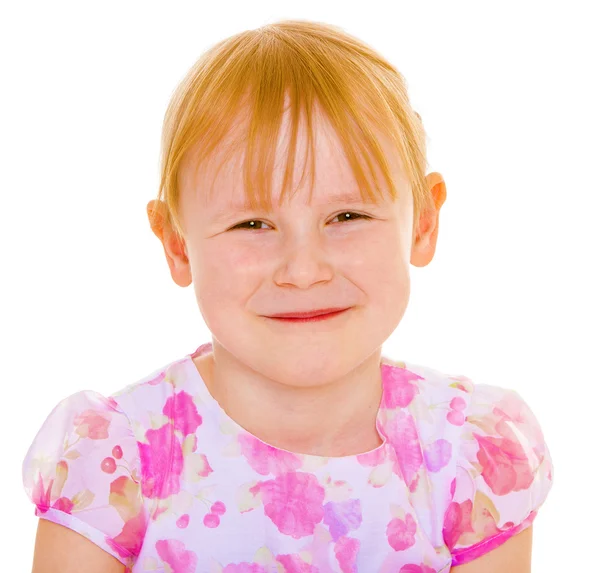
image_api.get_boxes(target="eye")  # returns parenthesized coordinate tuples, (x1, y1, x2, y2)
(230, 212, 371, 231)
(230, 220, 271, 231)
(330, 211, 372, 224)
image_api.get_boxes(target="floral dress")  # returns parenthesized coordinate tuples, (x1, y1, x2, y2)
(22, 342, 553, 572)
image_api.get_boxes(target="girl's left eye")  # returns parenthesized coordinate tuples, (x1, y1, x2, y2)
(231, 212, 371, 231)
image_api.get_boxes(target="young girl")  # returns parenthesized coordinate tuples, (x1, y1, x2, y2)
(22, 19, 553, 573)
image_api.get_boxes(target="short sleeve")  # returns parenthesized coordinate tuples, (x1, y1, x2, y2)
(22, 390, 147, 568)
(442, 383, 553, 566)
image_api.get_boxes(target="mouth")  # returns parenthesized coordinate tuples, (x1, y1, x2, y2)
(266, 308, 351, 323)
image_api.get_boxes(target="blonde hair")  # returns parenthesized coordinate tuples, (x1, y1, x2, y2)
(150, 19, 432, 240)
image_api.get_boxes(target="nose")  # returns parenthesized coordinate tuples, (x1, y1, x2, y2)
(272, 232, 334, 289)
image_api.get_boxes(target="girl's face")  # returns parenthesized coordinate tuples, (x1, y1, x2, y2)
(153, 108, 445, 388)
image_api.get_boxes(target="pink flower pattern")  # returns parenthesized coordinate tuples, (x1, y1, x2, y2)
(474, 433, 535, 495)
(155, 539, 198, 573)
(423, 439, 452, 473)
(276, 554, 319, 572)
(387, 513, 418, 551)
(238, 433, 303, 475)
(380, 364, 422, 408)
(74, 409, 111, 439)
(334, 536, 361, 573)
(400, 566, 437, 573)
(323, 499, 362, 541)
(442, 500, 475, 550)
(139, 423, 184, 499)
(385, 411, 423, 490)
(162, 391, 203, 436)
(250, 472, 325, 538)
(21, 344, 553, 571)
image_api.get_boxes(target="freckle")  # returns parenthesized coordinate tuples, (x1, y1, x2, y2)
(176, 514, 190, 528)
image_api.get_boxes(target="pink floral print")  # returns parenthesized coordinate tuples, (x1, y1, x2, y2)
(386, 411, 423, 492)
(251, 472, 326, 538)
(400, 566, 437, 573)
(22, 343, 553, 571)
(163, 391, 203, 436)
(156, 539, 198, 573)
(323, 498, 362, 541)
(74, 409, 111, 439)
(139, 423, 184, 499)
(423, 439, 452, 472)
(387, 513, 418, 551)
(239, 433, 303, 476)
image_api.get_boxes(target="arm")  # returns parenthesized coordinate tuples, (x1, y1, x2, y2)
(32, 520, 126, 573)
(450, 525, 533, 573)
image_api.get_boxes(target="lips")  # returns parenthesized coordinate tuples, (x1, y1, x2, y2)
(267, 307, 350, 319)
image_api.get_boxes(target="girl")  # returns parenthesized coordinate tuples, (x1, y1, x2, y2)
(22, 19, 553, 573)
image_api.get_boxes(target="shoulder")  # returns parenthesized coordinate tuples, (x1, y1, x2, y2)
(21, 388, 146, 567)
(384, 356, 553, 496)
(381, 357, 551, 463)
(379, 357, 553, 565)
(380, 356, 476, 442)
(381, 356, 474, 405)
(108, 353, 207, 499)
(108, 353, 198, 430)
(22, 389, 136, 470)
(21, 352, 201, 566)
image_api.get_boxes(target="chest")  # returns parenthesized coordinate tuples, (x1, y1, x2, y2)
(135, 452, 452, 572)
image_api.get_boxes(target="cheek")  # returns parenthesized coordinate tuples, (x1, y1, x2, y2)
(342, 227, 408, 273)
(196, 243, 262, 297)
(363, 263, 409, 307)
(350, 234, 410, 305)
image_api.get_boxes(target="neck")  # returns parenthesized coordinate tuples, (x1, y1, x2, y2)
(193, 345, 384, 457)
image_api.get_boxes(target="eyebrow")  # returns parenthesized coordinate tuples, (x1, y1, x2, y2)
(212, 191, 372, 221)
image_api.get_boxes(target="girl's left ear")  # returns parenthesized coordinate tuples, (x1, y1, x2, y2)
(426, 172, 447, 211)
(410, 172, 446, 267)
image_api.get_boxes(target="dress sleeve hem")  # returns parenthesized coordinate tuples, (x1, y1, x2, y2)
(35, 507, 135, 567)
(450, 509, 538, 567)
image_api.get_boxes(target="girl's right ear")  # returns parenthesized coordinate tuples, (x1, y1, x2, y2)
(146, 199, 192, 288)
(146, 199, 167, 240)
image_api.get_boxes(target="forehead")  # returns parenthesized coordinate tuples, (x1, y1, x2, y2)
(179, 105, 406, 220)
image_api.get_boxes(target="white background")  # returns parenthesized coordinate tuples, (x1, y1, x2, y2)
(2, 1, 598, 571)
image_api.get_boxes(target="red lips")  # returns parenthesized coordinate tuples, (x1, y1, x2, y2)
(267, 307, 350, 319)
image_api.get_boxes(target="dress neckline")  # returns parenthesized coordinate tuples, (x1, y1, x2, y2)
(183, 342, 391, 463)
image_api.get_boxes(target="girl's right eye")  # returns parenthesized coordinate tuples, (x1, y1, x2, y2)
(230, 220, 270, 231)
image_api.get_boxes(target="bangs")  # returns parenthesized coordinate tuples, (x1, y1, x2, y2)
(155, 19, 431, 238)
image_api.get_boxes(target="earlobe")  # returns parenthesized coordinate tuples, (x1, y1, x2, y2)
(163, 226, 192, 288)
(410, 213, 439, 267)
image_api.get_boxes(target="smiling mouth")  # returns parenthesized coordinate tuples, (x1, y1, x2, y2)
(266, 308, 351, 323)
(268, 307, 350, 318)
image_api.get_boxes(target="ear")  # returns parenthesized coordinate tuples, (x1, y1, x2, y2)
(146, 200, 192, 287)
(410, 172, 447, 267)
